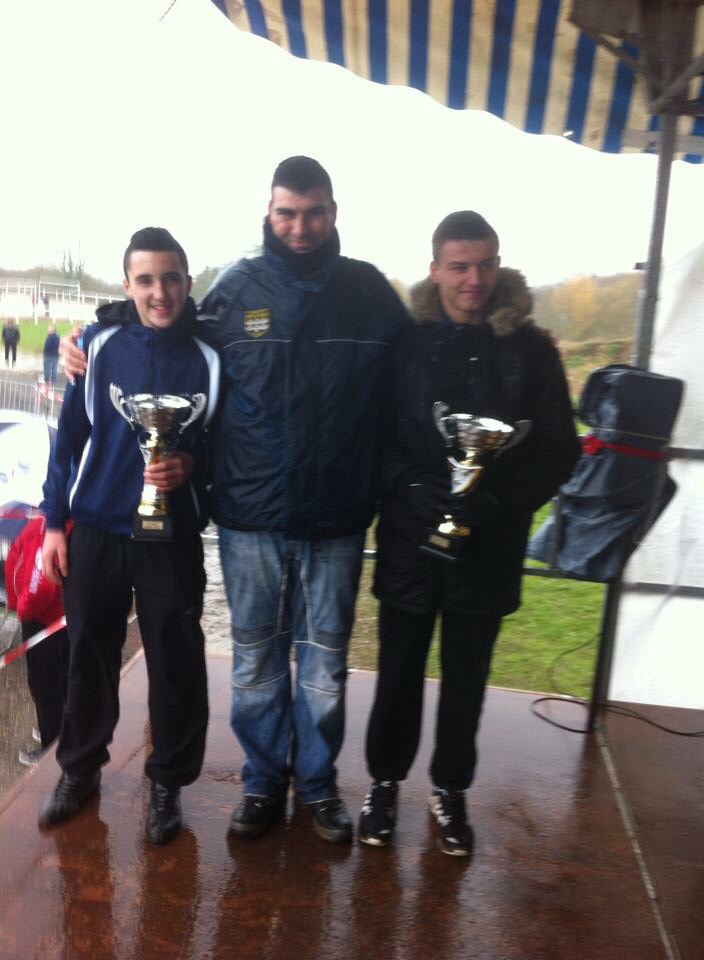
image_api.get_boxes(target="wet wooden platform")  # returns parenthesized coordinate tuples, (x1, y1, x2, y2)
(0, 651, 701, 960)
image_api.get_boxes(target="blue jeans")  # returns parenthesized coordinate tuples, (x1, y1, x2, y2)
(44, 357, 58, 383)
(219, 528, 365, 804)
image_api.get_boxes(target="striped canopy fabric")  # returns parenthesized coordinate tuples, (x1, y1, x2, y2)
(210, 0, 704, 161)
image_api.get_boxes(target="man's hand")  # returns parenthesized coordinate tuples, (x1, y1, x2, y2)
(450, 489, 502, 527)
(144, 452, 194, 493)
(42, 530, 68, 584)
(60, 332, 87, 382)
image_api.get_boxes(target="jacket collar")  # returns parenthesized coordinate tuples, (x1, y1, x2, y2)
(262, 219, 341, 283)
(95, 296, 199, 338)
(409, 267, 533, 338)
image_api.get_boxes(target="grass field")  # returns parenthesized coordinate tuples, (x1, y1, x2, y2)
(349, 508, 603, 701)
(349, 563, 602, 700)
(12, 319, 75, 353)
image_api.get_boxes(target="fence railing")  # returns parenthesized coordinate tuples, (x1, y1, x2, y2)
(0, 376, 64, 421)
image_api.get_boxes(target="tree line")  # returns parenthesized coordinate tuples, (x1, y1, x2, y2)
(3, 254, 641, 345)
(531, 272, 640, 341)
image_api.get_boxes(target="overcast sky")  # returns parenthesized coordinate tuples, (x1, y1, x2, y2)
(2, 0, 703, 288)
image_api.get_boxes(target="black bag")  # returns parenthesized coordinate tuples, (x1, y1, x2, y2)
(527, 365, 683, 581)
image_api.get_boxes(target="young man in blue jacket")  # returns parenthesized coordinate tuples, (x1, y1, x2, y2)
(40, 227, 220, 844)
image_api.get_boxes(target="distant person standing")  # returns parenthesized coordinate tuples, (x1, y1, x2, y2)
(43, 324, 60, 384)
(2, 318, 20, 367)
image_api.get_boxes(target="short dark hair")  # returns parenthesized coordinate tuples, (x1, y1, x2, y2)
(123, 227, 189, 277)
(432, 211, 499, 261)
(271, 156, 333, 199)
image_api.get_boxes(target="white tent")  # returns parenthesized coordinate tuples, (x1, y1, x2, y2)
(609, 242, 704, 708)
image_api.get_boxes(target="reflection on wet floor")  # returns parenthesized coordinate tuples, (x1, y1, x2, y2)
(2, 657, 685, 960)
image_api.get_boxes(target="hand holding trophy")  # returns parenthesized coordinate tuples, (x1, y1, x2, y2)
(110, 384, 206, 541)
(420, 402, 531, 561)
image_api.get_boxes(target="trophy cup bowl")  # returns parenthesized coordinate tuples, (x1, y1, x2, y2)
(110, 384, 206, 541)
(420, 403, 531, 561)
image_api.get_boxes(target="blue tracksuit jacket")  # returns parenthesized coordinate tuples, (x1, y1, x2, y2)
(42, 299, 220, 536)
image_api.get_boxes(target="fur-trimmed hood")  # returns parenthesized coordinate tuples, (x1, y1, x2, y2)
(409, 267, 533, 338)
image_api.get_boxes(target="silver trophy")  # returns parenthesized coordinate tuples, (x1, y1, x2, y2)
(110, 384, 206, 541)
(421, 402, 531, 560)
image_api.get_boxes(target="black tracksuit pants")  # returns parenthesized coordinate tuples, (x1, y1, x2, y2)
(57, 526, 208, 789)
(366, 602, 501, 791)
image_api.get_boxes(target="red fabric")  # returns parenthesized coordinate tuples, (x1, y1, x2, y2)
(4, 517, 66, 625)
(582, 434, 665, 461)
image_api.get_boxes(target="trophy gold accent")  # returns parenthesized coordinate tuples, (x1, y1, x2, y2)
(420, 402, 531, 561)
(110, 384, 206, 541)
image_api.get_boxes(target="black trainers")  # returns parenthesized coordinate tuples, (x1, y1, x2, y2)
(146, 783, 182, 845)
(19, 747, 46, 768)
(428, 788, 474, 857)
(307, 797, 353, 844)
(358, 780, 398, 847)
(38, 770, 101, 828)
(228, 795, 285, 838)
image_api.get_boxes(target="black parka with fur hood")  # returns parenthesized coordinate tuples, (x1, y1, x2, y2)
(373, 268, 580, 617)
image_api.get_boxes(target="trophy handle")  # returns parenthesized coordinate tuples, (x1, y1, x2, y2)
(432, 402, 452, 446)
(179, 393, 207, 432)
(109, 383, 134, 427)
(498, 419, 532, 453)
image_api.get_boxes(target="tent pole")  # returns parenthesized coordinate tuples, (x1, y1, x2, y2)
(634, 112, 678, 371)
(587, 576, 623, 732)
(597, 115, 677, 723)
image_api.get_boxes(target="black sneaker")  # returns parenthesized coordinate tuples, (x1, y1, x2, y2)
(358, 780, 398, 847)
(428, 788, 474, 857)
(19, 747, 45, 768)
(228, 795, 285, 838)
(307, 797, 353, 844)
(146, 783, 182, 845)
(38, 770, 101, 828)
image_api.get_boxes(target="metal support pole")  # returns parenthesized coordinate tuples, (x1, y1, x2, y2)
(634, 112, 678, 370)
(586, 576, 623, 732)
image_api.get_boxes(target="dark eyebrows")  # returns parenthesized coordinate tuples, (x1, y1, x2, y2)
(273, 205, 328, 217)
(447, 256, 499, 269)
(132, 271, 183, 284)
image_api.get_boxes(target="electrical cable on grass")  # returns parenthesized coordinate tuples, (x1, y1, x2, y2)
(531, 635, 704, 737)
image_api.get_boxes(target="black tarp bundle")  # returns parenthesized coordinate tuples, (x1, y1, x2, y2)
(527, 364, 683, 581)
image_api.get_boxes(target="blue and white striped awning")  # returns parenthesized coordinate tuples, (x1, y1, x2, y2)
(210, 0, 704, 161)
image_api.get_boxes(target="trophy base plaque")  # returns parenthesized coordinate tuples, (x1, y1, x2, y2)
(419, 522, 471, 562)
(133, 513, 173, 542)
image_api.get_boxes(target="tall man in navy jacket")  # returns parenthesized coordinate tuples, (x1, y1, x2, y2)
(200, 157, 409, 843)
(62, 158, 409, 844)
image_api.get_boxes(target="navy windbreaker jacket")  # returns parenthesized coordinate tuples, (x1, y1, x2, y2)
(199, 245, 409, 538)
(42, 299, 220, 536)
